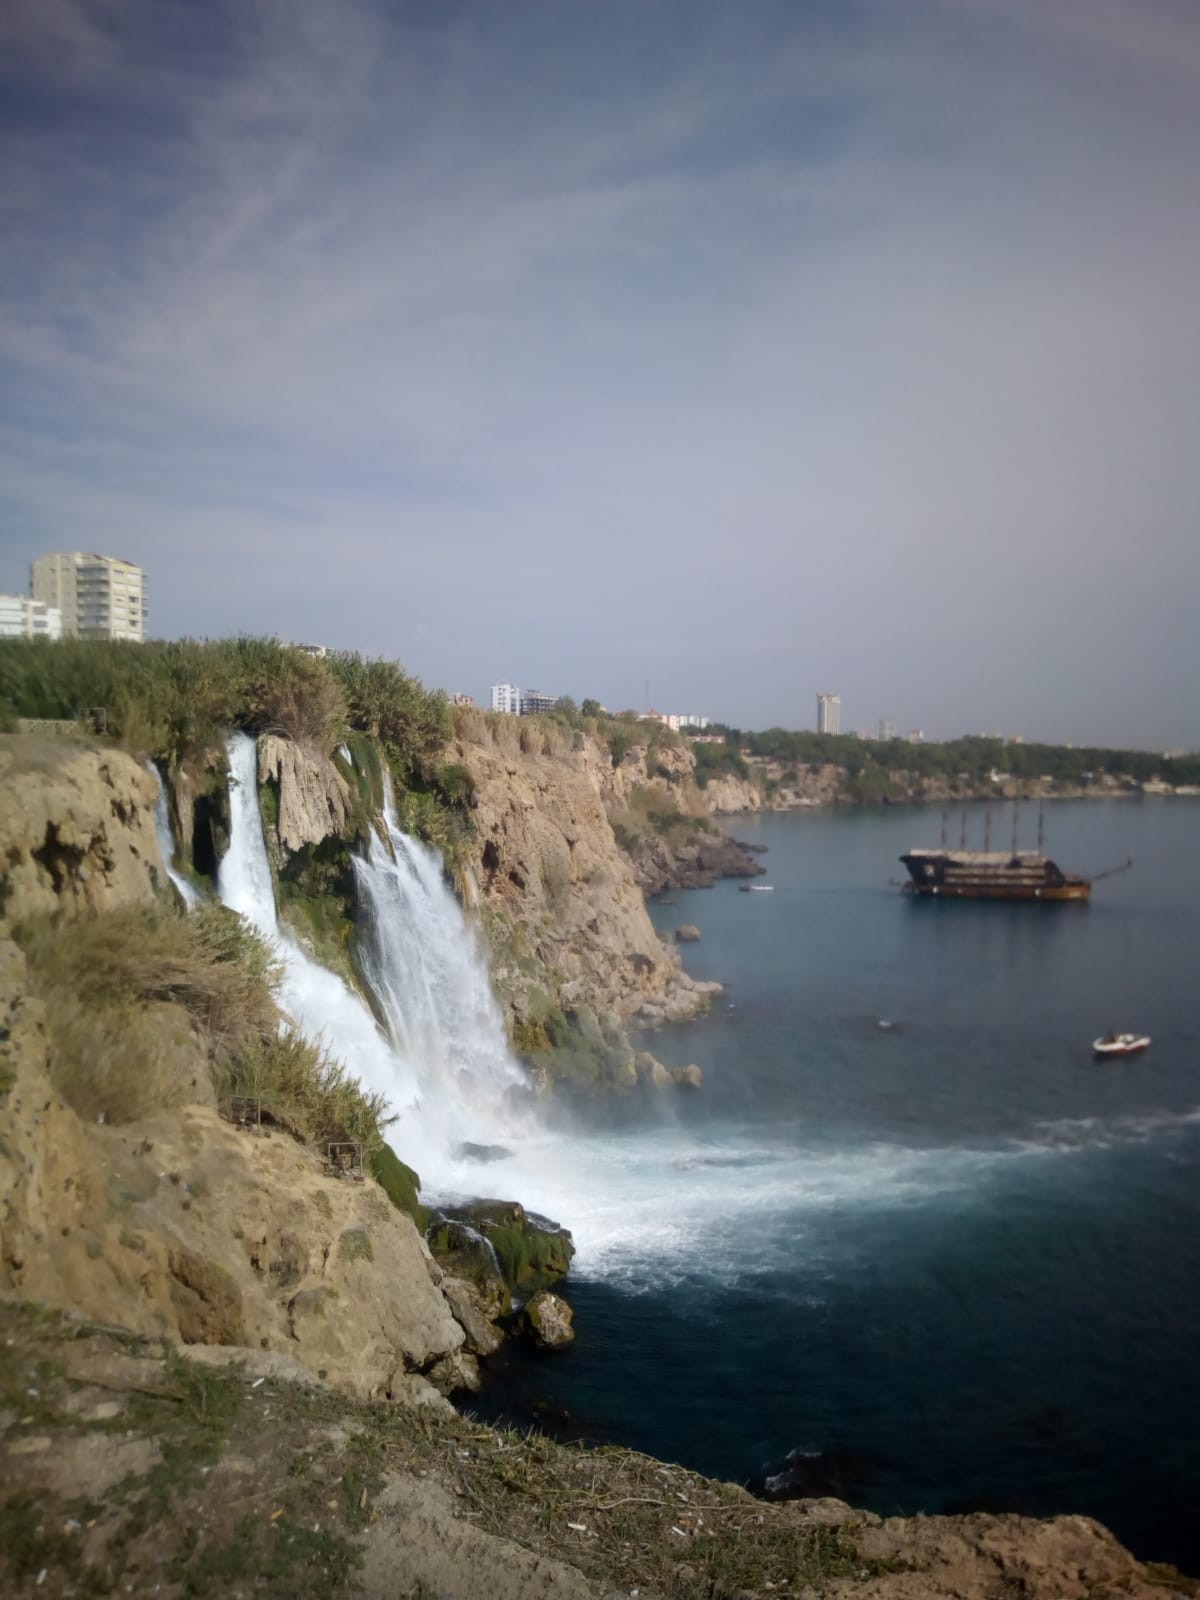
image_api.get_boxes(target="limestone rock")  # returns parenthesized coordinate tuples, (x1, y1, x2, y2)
(675, 924, 702, 942)
(168, 1244, 245, 1345)
(0, 735, 164, 931)
(425, 1220, 512, 1319)
(520, 1290, 575, 1349)
(425, 1348, 482, 1395)
(0, 940, 465, 1401)
(441, 1275, 505, 1357)
(635, 1051, 674, 1090)
(434, 1200, 574, 1297)
(257, 734, 352, 853)
(450, 731, 706, 1024)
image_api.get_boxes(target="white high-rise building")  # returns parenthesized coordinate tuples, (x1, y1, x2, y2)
(877, 718, 895, 741)
(490, 683, 521, 714)
(816, 692, 841, 735)
(0, 594, 62, 639)
(32, 553, 146, 642)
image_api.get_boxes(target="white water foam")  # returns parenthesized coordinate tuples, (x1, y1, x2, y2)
(144, 760, 200, 909)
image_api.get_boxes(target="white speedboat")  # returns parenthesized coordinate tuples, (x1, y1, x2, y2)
(1092, 1032, 1150, 1059)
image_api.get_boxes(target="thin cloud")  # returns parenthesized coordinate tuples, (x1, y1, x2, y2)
(1, 0, 1197, 744)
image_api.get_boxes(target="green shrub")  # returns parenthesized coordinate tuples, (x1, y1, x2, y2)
(0, 637, 450, 779)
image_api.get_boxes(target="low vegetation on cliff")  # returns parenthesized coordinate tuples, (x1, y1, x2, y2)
(18, 898, 390, 1156)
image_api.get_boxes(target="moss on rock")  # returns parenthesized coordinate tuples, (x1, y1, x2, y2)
(369, 1143, 429, 1231)
(433, 1200, 574, 1298)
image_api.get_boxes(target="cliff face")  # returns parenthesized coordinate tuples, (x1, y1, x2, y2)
(0, 935, 474, 1402)
(0, 735, 164, 930)
(258, 732, 353, 852)
(448, 731, 717, 1027)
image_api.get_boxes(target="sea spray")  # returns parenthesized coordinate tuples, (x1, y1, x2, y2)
(144, 760, 200, 908)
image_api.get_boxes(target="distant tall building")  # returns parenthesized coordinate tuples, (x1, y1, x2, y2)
(816, 693, 841, 735)
(32, 553, 146, 642)
(491, 683, 521, 714)
(520, 689, 557, 716)
(448, 692, 475, 708)
(876, 718, 895, 741)
(0, 594, 62, 639)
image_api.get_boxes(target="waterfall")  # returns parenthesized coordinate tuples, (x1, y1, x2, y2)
(352, 776, 527, 1127)
(218, 732, 422, 1115)
(144, 760, 200, 908)
(216, 732, 527, 1190)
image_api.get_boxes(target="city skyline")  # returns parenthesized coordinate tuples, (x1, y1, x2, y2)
(2, 3, 1199, 747)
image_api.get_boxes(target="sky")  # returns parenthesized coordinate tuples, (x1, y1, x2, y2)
(2, 0, 1199, 748)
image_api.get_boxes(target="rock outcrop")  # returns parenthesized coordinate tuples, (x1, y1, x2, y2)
(520, 1289, 575, 1349)
(0, 735, 164, 930)
(449, 732, 712, 1023)
(0, 936, 470, 1401)
(258, 733, 353, 852)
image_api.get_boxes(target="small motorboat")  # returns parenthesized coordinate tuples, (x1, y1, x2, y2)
(1092, 1032, 1151, 1059)
(737, 884, 774, 893)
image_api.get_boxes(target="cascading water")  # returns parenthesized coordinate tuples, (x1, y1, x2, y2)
(218, 733, 425, 1116)
(144, 760, 200, 908)
(217, 733, 542, 1192)
(353, 778, 527, 1130)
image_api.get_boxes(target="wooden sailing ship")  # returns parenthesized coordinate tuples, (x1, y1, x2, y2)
(900, 801, 1130, 902)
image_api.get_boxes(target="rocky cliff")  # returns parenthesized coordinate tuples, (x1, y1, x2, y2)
(0, 735, 163, 930)
(446, 729, 720, 1036)
(0, 938, 468, 1401)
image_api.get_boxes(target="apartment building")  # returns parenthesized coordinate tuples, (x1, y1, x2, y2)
(0, 594, 62, 639)
(816, 692, 841, 735)
(519, 689, 557, 716)
(491, 683, 521, 714)
(31, 553, 146, 642)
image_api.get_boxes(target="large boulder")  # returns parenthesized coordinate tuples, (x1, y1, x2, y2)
(520, 1290, 575, 1350)
(441, 1275, 504, 1357)
(675, 924, 702, 943)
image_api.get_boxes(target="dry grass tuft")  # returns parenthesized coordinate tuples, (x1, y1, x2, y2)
(257, 671, 347, 754)
(218, 1029, 392, 1156)
(18, 902, 390, 1152)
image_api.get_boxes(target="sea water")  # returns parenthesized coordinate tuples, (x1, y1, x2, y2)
(471, 798, 1200, 1570)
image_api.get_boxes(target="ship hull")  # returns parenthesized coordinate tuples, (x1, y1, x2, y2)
(903, 880, 1090, 902)
(900, 849, 1091, 902)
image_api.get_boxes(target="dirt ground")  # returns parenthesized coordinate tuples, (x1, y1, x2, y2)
(0, 1302, 1194, 1600)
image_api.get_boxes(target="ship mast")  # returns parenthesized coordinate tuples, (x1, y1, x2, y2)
(1011, 798, 1020, 858)
(959, 806, 967, 850)
(984, 800, 991, 854)
(1038, 800, 1045, 855)
(940, 807, 948, 849)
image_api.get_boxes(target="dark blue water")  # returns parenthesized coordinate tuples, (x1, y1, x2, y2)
(475, 800, 1200, 1569)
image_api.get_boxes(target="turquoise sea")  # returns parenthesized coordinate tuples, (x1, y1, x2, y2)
(474, 798, 1200, 1569)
